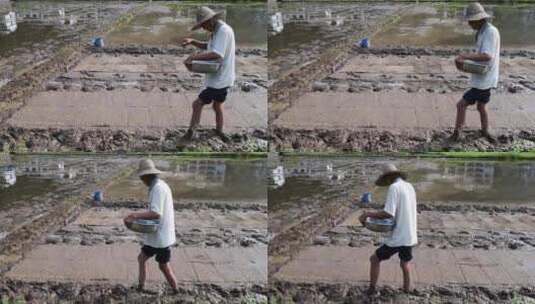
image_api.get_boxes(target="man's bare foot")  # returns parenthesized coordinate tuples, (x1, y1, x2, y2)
(481, 130, 497, 144)
(366, 286, 378, 297)
(449, 130, 461, 142)
(131, 284, 143, 292)
(182, 128, 197, 141)
(214, 129, 230, 143)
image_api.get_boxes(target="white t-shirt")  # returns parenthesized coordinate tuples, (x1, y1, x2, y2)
(143, 179, 176, 248)
(471, 22, 500, 90)
(205, 21, 235, 89)
(383, 178, 418, 247)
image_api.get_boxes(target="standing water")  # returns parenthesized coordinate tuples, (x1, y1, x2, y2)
(106, 3, 267, 48)
(374, 3, 535, 49)
(270, 157, 535, 213)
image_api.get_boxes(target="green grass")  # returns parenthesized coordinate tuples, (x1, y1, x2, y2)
(421, 151, 535, 160)
(10, 151, 267, 159)
(1, 296, 26, 304)
(279, 150, 535, 160)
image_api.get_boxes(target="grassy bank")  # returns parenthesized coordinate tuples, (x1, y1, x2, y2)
(279, 150, 535, 160)
(10, 151, 267, 159)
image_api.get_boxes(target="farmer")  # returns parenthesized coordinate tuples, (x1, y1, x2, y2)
(182, 6, 236, 143)
(451, 2, 500, 143)
(359, 164, 418, 295)
(123, 159, 178, 293)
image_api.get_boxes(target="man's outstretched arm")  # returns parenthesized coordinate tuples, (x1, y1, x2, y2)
(182, 38, 208, 50)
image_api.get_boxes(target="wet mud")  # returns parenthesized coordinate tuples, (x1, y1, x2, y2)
(0, 280, 267, 304)
(270, 127, 535, 153)
(0, 126, 268, 153)
(268, 281, 535, 304)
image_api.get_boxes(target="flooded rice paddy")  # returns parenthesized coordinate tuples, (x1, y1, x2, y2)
(270, 156, 535, 212)
(0, 154, 130, 208)
(106, 3, 267, 48)
(374, 3, 535, 49)
(0, 0, 132, 56)
(0, 155, 268, 209)
(106, 157, 268, 203)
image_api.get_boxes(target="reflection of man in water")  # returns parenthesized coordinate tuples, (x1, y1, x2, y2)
(452, 2, 500, 143)
(182, 6, 236, 143)
(123, 159, 178, 293)
(359, 164, 418, 295)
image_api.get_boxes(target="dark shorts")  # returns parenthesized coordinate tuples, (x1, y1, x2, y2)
(463, 88, 491, 105)
(141, 245, 171, 264)
(199, 87, 229, 104)
(375, 245, 413, 262)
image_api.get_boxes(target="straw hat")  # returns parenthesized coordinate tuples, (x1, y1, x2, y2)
(465, 2, 491, 21)
(375, 164, 407, 187)
(191, 6, 223, 31)
(137, 159, 163, 177)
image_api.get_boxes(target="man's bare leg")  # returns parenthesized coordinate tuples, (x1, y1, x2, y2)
(212, 101, 229, 142)
(400, 261, 411, 293)
(452, 99, 469, 140)
(368, 254, 381, 294)
(184, 99, 205, 139)
(158, 263, 178, 292)
(212, 101, 224, 132)
(137, 252, 149, 290)
(476, 102, 489, 132)
(476, 102, 496, 143)
(189, 99, 205, 130)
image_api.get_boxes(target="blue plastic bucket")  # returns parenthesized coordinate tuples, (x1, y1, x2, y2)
(92, 37, 104, 48)
(360, 192, 372, 204)
(93, 190, 103, 202)
(359, 38, 370, 48)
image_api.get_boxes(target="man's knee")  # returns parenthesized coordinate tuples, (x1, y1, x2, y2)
(457, 99, 468, 110)
(400, 261, 410, 270)
(158, 263, 168, 271)
(193, 99, 204, 109)
(212, 101, 223, 112)
(477, 102, 486, 112)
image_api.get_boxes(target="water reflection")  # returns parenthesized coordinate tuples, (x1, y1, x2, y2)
(271, 157, 535, 210)
(107, 4, 267, 47)
(107, 158, 268, 202)
(0, 157, 82, 189)
(374, 4, 535, 48)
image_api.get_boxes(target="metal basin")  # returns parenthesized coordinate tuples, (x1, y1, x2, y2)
(365, 218, 395, 233)
(190, 60, 221, 74)
(461, 60, 489, 75)
(126, 219, 159, 233)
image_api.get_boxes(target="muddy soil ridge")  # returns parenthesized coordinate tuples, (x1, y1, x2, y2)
(269, 281, 535, 304)
(0, 280, 268, 304)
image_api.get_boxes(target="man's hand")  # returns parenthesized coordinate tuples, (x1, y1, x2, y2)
(455, 55, 465, 71)
(181, 38, 194, 47)
(184, 55, 194, 71)
(123, 214, 135, 226)
(359, 212, 368, 226)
